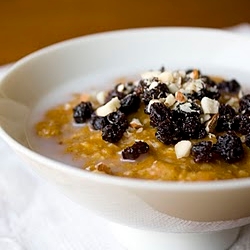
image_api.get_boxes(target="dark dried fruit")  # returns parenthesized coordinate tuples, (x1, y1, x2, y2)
(217, 79, 241, 94)
(185, 89, 206, 101)
(90, 114, 107, 130)
(142, 82, 170, 104)
(238, 114, 250, 135)
(213, 131, 244, 162)
(106, 110, 128, 130)
(155, 119, 182, 145)
(149, 102, 172, 127)
(120, 93, 141, 115)
(101, 111, 129, 143)
(181, 115, 205, 139)
(102, 124, 125, 143)
(73, 102, 93, 123)
(239, 94, 250, 114)
(122, 141, 149, 160)
(191, 141, 214, 163)
(216, 104, 236, 132)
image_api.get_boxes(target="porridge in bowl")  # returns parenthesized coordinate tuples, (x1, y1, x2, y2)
(34, 68, 250, 181)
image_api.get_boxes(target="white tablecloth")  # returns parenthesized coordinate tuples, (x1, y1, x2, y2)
(1, 24, 250, 250)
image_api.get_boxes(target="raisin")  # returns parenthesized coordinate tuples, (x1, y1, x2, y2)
(149, 102, 172, 127)
(181, 115, 205, 139)
(90, 114, 107, 130)
(238, 114, 250, 135)
(239, 94, 250, 114)
(196, 126, 207, 139)
(122, 141, 149, 160)
(106, 110, 128, 130)
(217, 79, 241, 94)
(120, 93, 141, 115)
(142, 82, 170, 104)
(102, 124, 125, 143)
(191, 141, 214, 163)
(101, 111, 129, 143)
(73, 101, 93, 123)
(213, 131, 244, 162)
(245, 134, 250, 148)
(155, 119, 182, 145)
(185, 90, 205, 101)
(216, 104, 236, 132)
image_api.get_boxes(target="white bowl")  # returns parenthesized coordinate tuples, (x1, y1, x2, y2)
(1, 27, 250, 250)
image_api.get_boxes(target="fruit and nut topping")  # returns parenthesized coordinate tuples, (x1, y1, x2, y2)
(36, 68, 250, 181)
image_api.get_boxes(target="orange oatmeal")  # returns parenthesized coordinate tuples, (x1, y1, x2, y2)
(35, 68, 250, 181)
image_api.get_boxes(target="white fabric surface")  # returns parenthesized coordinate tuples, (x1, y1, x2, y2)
(1, 24, 250, 250)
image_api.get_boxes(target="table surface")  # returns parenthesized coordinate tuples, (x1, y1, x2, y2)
(1, 0, 250, 65)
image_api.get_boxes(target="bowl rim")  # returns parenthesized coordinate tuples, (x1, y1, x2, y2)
(2, 26, 250, 191)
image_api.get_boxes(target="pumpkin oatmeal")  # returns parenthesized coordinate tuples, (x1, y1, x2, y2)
(35, 68, 250, 181)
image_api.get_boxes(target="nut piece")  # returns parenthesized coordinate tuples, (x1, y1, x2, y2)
(158, 71, 174, 83)
(175, 91, 187, 103)
(190, 69, 199, 79)
(174, 140, 192, 159)
(96, 97, 121, 117)
(201, 97, 220, 114)
(205, 114, 219, 133)
(130, 118, 143, 129)
(96, 91, 107, 105)
(164, 94, 176, 107)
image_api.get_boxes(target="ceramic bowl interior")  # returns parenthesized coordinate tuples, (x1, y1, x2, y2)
(1, 28, 250, 233)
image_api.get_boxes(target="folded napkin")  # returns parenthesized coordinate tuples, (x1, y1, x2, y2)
(1, 24, 250, 250)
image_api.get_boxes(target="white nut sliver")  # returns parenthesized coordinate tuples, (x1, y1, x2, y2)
(96, 91, 107, 105)
(141, 71, 161, 80)
(117, 84, 124, 92)
(183, 79, 203, 93)
(158, 71, 174, 83)
(201, 97, 219, 114)
(168, 83, 179, 94)
(164, 94, 176, 107)
(130, 118, 143, 128)
(96, 97, 121, 116)
(175, 140, 192, 159)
